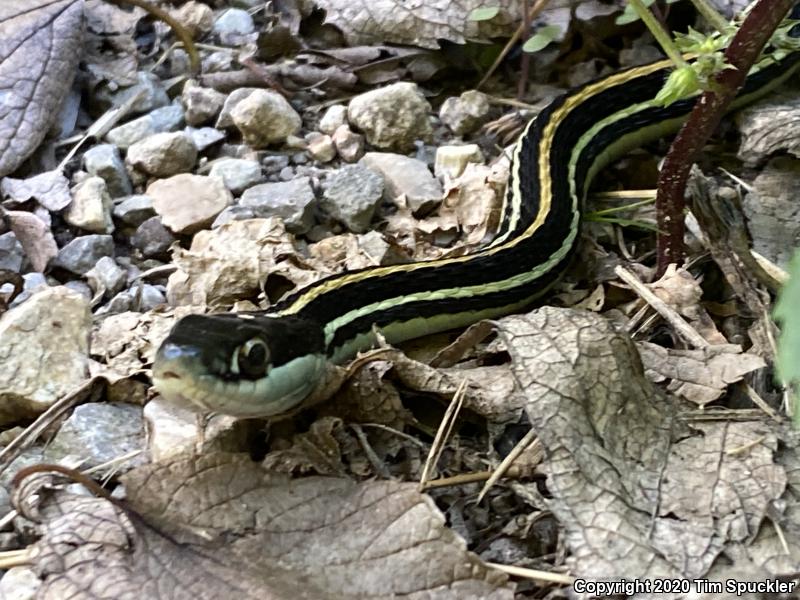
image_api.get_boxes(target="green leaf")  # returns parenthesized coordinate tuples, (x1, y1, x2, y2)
(522, 25, 561, 53)
(775, 250, 800, 420)
(615, 0, 655, 25)
(468, 7, 500, 22)
(654, 65, 701, 106)
(588, 216, 659, 231)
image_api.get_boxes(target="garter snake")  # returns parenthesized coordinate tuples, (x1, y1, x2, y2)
(153, 23, 800, 418)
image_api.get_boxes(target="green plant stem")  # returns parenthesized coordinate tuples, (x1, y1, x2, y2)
(687, 0, 729, 32)
(655, 0, 796, 274)
(628, 0, 688, 68)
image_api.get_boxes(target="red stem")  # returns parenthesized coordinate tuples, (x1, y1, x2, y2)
(655, 0, 795, 274)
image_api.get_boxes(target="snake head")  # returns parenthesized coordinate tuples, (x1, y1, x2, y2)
(153, 313, 326, 417)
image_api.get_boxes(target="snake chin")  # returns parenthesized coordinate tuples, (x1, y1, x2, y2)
(153, 350, 327, 418)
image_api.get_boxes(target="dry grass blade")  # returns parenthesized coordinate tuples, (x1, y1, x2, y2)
(476, 428, 541, 503)
(419, 379, 467, 489)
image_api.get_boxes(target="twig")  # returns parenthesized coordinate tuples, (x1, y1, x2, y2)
(477, 0, 551, 90)
(350, 424, 391, 479)
(110, 0, 200, 73)
(486, 562, 574, 585)
(0, 378, 102, 478)
(517, 0, 532, 100)
(615, 265, 708, 348)
(476, 429, 541, 503)
(418, 380, 467, 490)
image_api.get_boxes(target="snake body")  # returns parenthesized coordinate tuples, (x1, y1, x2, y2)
(153, 27, 800, 417)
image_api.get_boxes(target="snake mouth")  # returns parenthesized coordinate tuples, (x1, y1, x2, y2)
(152, 339, 328, 418)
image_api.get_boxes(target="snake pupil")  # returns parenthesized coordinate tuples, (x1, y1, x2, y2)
(237, 338, 270, 378)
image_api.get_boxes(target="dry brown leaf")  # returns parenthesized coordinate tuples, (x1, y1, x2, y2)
(432, 163, 506, 247)
(637, 341, 767, 406)
(15, 453, 514, 598)
(495, 307, 788, 579)
(308, 231, 387, 271)
(84, 0, 144, 35)
(324, 359, 409, 427)
(0, 0, 84, 177)
(91, 308, 197, 387)
(360, 347, 526, 425)
(166, 218, 322, 308)
(313, 0, 524, 49)
(261, 416, 350, 475)
(649, 264, 727, 344)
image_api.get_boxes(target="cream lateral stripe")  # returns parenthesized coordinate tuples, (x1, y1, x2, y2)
(328, 294, 539, 363)
(279, 60, 676, 317)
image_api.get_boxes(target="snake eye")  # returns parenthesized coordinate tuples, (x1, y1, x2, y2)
(234, 338, 270, 378)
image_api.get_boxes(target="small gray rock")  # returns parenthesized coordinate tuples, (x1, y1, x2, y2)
(131, 216, 177, 258)
(213, 8, 255, 45)
(216, 88, 258, 129)
(104, 72, 169, 116)
(230, 89, 302, 147)
(8, 273, 48, 308)
(44, 403, 145, 469)
(65, 176, 115, 234)
(98, 290, 133, 315)
(211, 205, 256, 228)
(182, 81, 226, 126)
(306, 133, 336, 163)
(360, 152, 442, 214)
(438, 90, 491, 135)
(147, 174, 232, 234)
(321, 165, 384, 233)
(83, 144, 132, 198)
(170, 1, 214, 37)
(239, 177, 316, 233)
(53, 235, 114, 275)
(208, 158, 262, 194)
(263, 155, 291, 174)
(0, 287, 90, 422)
(106, 104, 185, 150)
(113, 195, 155, 227)
(434, 144, 484, 179)
(319, 105, 348, 135)
(332, 125, 364, 163)
(184, 126, 226, 151)
(63, 280, 93, 300)
(347, 82, 433, 151)
(0, 232, 23, 271)
(137, 283, 166, 311)
(86, 256, 126, 298)
(202, 50, 234, 74)
(126, 132, 198, 177)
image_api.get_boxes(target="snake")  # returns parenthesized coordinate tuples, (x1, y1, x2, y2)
(153, 16, 800, 418)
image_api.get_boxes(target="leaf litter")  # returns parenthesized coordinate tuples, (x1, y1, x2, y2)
(12, 452, 513, 599)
